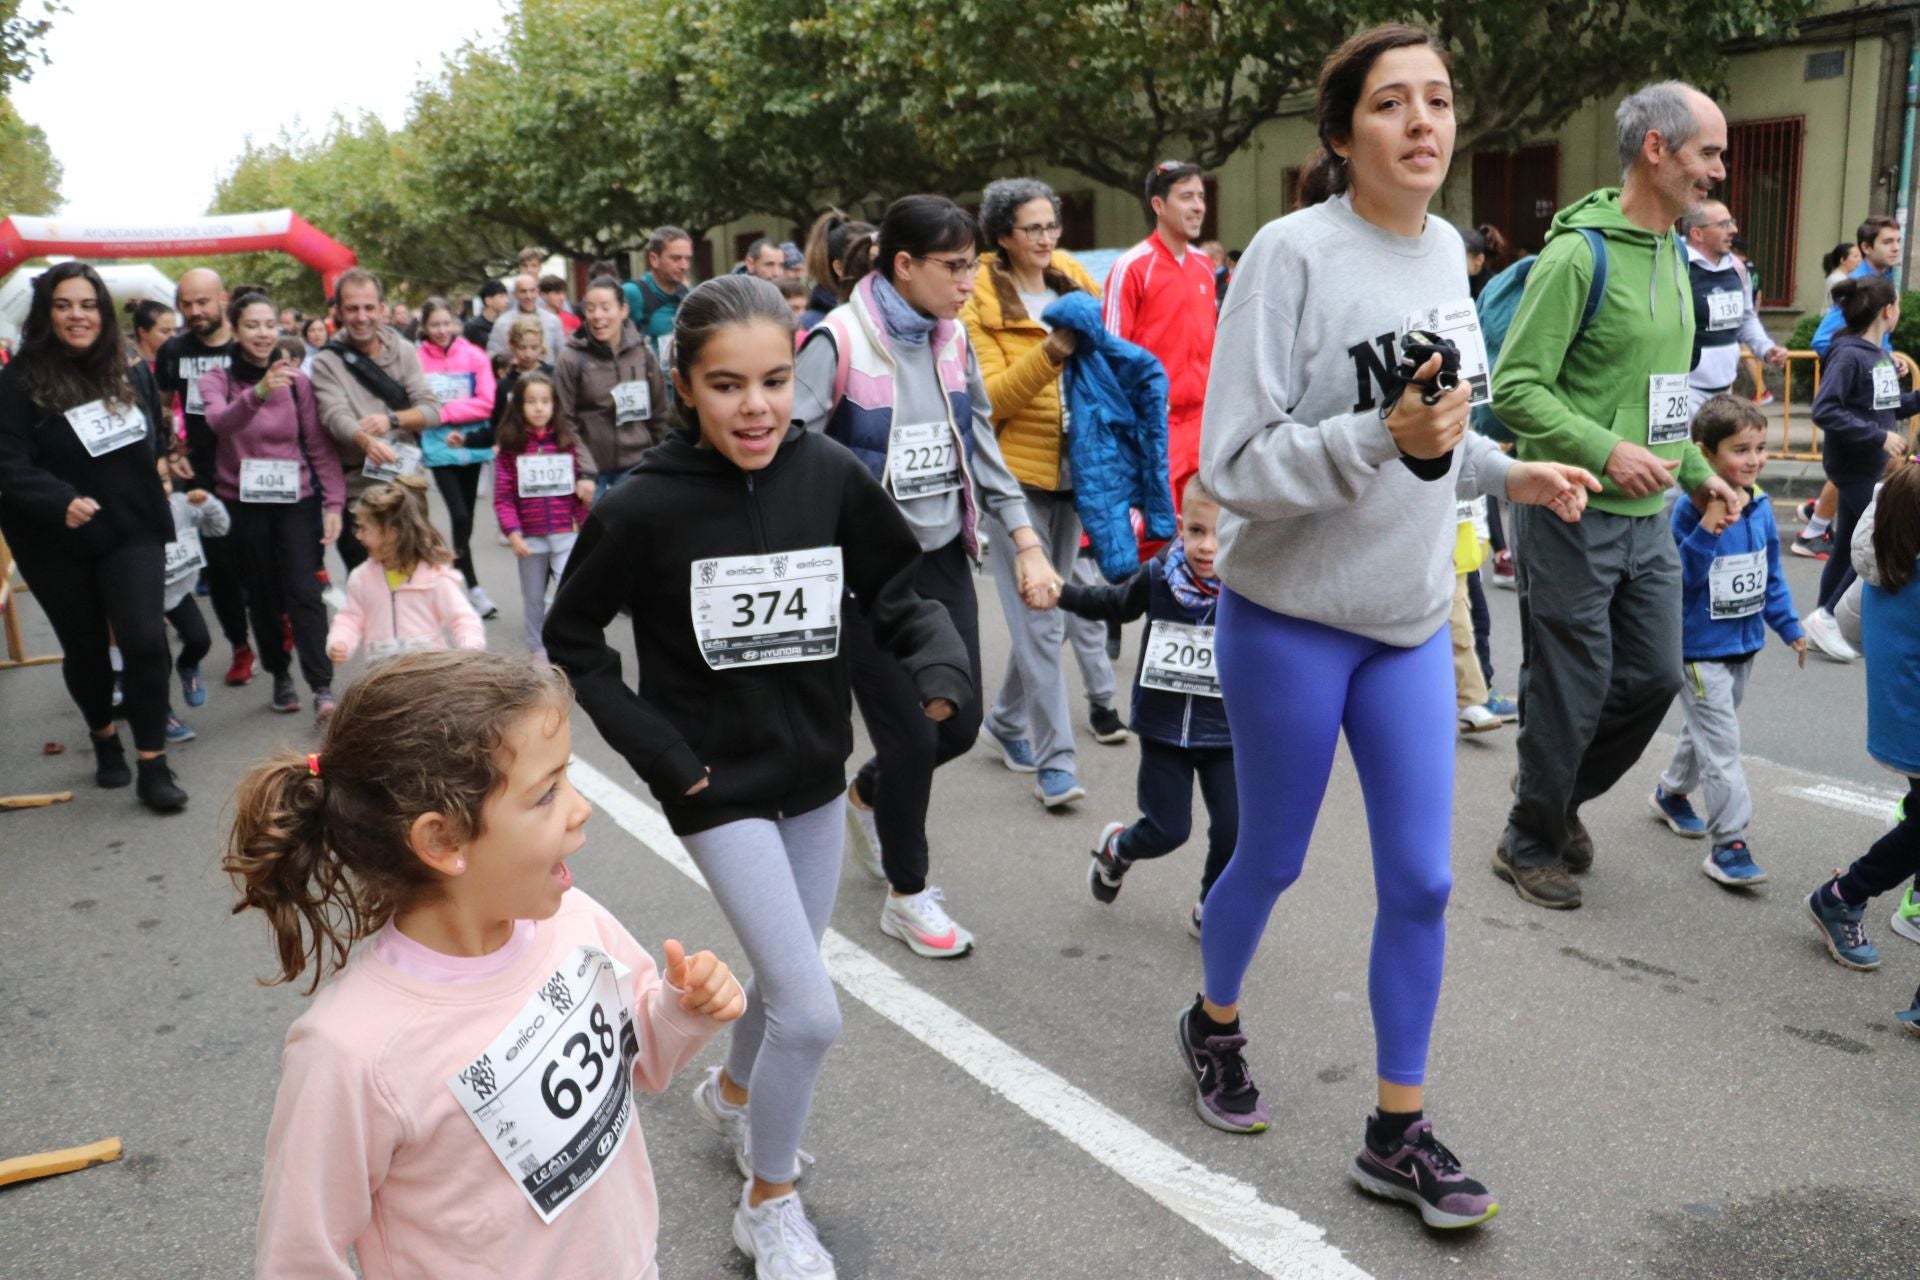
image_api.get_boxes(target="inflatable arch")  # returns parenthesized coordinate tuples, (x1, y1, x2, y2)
(0, 210, 357, 293)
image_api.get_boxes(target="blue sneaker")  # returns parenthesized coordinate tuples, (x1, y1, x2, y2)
(179, 664, 206, 708)
(1649, 785, 1707, 838)
(1034, 767, 1086, 809)
(1484, 689, 1518, 724)
(1703, 840, 1767, 887)
(1807, 879, 1880, 971)
(163, 714, 196, 745)
(1898, 987, 1920, 1040)
(978, 723, 1037, 773)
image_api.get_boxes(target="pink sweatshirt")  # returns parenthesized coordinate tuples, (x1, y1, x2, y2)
(326, 560, 485, 659)
(255, 890, 718, 1279)
(415, 336, 497, 427)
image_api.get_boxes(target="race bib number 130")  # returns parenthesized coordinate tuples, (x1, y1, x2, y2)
(447, 945, 638, 1224)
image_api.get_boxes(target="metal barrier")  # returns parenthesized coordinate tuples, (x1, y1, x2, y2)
(1776, 348, 1919, 460)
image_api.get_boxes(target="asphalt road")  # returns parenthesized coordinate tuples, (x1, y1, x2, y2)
(1, 488, 1913, 1279)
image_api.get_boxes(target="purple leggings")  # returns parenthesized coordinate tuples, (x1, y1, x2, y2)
(1201, 590, 1456, 1086)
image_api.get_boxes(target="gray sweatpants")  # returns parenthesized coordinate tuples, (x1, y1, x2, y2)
(1504, 505, 1684, 868)
(681, 799, 843, 1183)
(516, 530, 576, 654)
(984, 487, 1116, 773)
(1659, 658, 1753, 844)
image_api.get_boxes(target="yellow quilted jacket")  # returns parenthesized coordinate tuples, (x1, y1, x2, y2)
(961, 251, 1101, 490)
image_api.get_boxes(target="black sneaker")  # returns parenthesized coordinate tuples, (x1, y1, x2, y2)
(1175, 996, 1270, 1133)
(93, 733, 131, 789)
(1089, 822, 1130, 904)
(1351, 1116, 1499, 1229)
(1789, 530, 1833, 560)
(1089, 703, 1129, 744)
(269, 674, 300, 714)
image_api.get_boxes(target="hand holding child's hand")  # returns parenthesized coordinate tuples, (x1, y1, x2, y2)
(509, 532, 532, 560)
(1701, 498, 1731, 535)
(1793, 636, 1808, 669)
(662, 939, 745, 1022)
(186, 489, 210, 506)
(327, 640, 349, 664)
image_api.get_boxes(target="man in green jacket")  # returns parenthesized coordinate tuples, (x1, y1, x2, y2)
(1491, 81, 1748, 910)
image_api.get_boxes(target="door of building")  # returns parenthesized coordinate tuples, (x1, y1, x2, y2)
(1473, 144, 1561, 257)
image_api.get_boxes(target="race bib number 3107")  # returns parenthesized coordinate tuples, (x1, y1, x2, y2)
(690, 548, 843, 670)
(447, 945, 638, 1224)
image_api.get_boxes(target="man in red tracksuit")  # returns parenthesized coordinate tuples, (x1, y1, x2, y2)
(1103, 160, 1215, 511)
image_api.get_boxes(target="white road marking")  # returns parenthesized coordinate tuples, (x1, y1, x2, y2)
(1779, 782, 1903, 821)
(568, 758, 1371, 1280)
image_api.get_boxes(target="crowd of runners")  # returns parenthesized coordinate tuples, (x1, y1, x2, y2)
(6, 20, 1920, 1280)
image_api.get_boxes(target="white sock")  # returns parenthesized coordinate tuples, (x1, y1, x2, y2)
(109, 645, 123, 673)
(1804, 515, 1831, 537)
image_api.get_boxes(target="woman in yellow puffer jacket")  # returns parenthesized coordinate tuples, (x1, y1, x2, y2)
(963, 177, 1124, 810)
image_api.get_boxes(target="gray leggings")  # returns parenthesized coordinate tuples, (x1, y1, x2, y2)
(681, 799, 844, 1182)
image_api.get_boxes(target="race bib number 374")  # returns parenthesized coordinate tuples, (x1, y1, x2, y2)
(447, 945, 638, 1224)
(690, 548, 843, 670)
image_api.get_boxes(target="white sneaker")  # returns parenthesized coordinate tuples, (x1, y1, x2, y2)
(879, 886, 975, 958)
(1457, 702, 1505, 734)
(843, 779, 886, 881)
(1187, 898, 1204, 941)
(691, 1065, 751, 1178)
(732, 1184, 837, 1280)
(468, 585, 499, 619)
(1802, 608, 1858, 663)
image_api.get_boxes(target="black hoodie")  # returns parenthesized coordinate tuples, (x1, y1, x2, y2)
(546, 425, 972, 834)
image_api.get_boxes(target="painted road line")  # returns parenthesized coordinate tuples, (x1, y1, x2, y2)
(568, 757, 1371, 1280)
(1779, 782, 1903, 821)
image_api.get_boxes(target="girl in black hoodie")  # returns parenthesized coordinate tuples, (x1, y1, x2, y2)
(544, 275, 967, 1279)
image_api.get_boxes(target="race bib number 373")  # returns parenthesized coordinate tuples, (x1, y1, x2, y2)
(447, 945, 638, 1224)
(690, 548, 843, 670)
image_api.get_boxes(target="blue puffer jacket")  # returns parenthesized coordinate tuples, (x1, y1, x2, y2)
(1041, 292, 1175, 580)
(1056, 550, 1230, 749)
(1673, 487, 1803, 661)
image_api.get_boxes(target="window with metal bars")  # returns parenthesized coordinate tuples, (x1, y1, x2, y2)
(1724, 117, 1804, 307)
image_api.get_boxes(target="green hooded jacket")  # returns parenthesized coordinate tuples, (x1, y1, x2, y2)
(1490, 189, 1711, 515)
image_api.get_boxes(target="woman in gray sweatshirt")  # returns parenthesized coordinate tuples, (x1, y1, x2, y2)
(1173, 23, 1599, 1231)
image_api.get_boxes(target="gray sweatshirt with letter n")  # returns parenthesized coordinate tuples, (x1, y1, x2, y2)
(1198, 193, 1512, 647)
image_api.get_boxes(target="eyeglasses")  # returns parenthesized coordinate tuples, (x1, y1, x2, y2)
(1710, 218, 1738, 230)
(915, 255, 980, 280)
(1015, 222, 1063, 240)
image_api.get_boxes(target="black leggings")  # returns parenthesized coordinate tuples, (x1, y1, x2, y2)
(431, 462, 484, 589)
(166, 595, 211, 673)
(847, 536, 983, 896)
(201, 524, 252, 651)
(1817, 477, 1877, 613)
(8, 532, 169, 752)
(1115, 739, 1239, 900)
(1837, 778, 1920, 904)
(232, 498, 333, 691)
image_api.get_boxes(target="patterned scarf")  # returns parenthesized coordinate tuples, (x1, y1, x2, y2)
(1165, 536, 1219, 611)
(871, 274, 938, 347)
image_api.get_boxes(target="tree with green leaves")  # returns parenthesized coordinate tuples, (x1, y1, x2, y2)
(0, 96, 58, 214)
(1, 0, 59, 94)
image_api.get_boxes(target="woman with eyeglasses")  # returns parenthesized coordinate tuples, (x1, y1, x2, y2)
(795, 193, 1062, 961)
(962, 177, 1123, 815)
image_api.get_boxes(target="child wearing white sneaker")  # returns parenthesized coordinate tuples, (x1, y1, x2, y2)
(1055, 477, 1234, 936)
(1652, 396, 1805, 887)
(545, 276, 969, 1280)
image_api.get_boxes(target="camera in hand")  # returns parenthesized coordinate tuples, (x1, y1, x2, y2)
(1379, 329, 1460, 482)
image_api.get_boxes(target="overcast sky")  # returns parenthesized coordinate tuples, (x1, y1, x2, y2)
(10, 0, 508, 222)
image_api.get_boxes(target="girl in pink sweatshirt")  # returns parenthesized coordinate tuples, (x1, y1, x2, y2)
(326, 476, 486, 665)
(492, 370, 595, 660)
(227, 649, 745, 1279)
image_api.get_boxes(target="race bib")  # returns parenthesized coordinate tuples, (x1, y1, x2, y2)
(886, 421, 963, 500)
(426, 372, 475, 404)
(1708, 549, 1766, 620)
(178, 354, 226, 416)
(1648, 374, 1693, 446)
(240, 458, 300, 503)
(610, 380, 651, 425)
(1140, 620, 1219, 698)
(1873, 362, 1902, 411)
(517, 452, 576, 499)
(1454, 496, 1491, 541)
(162, 528, 206, 581)
(65, 399, 147, 457)
(367, 635, 438, 661)
(362, 442, 424, 483)
(1403, 300, 1493, 406)
(1705, 290, 1742, 332)
(447, 945, 638, 1225)
(690, 548, 843, 670)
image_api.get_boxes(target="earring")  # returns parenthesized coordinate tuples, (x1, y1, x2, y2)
(453, 859, 466, 872)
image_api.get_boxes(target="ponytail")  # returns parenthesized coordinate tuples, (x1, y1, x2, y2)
(1833, 274, 1898, 334)
(1297, 148, 1347, 207)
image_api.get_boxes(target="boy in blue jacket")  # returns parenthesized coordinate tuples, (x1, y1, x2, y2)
(1651, 396, 1808, 887)
(1053, 476, 1232, 938)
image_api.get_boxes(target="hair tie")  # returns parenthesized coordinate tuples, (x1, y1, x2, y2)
(306, 752, 322, 778)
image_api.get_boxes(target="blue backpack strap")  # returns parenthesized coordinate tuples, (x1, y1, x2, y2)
(1575, 227, 1608, 340)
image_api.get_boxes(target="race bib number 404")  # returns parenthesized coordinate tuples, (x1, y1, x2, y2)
(690, 548, 843, 670)
(447, 945, 639, 1224)
(240, 458, 300, 504)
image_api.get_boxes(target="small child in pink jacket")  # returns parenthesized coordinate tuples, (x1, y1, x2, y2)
(227, 650, 745, 1279)
(327, 477, 486, 664)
